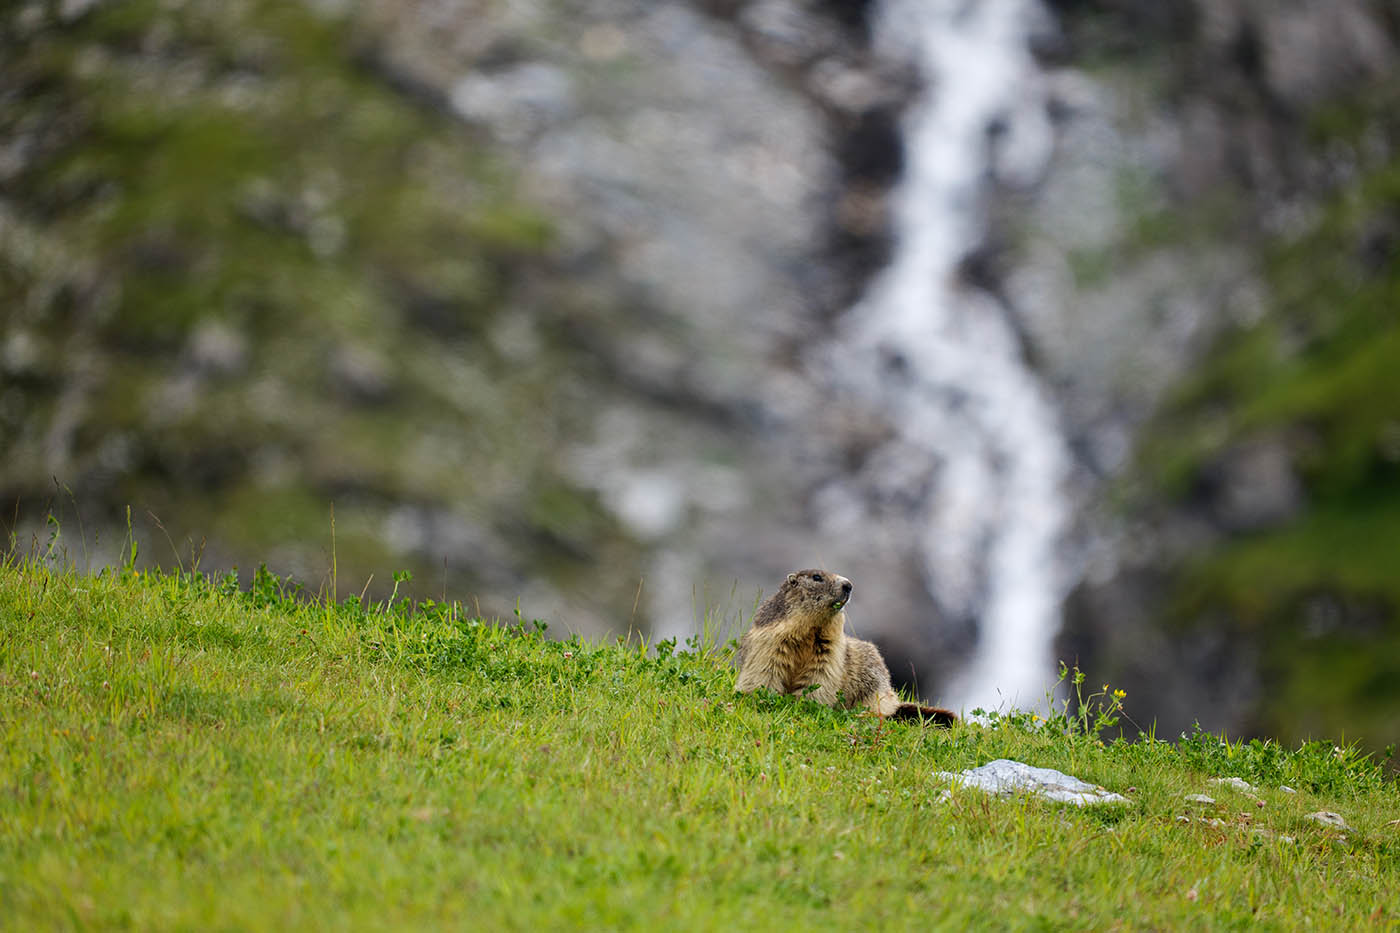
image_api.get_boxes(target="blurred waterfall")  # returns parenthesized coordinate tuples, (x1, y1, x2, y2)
(836, 0, 1070, 712)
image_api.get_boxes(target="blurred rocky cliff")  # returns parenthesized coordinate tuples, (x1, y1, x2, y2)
(1031, 0, 1400, 753)
(1, 0, 912, 635)
(3, 0, 1399, 755)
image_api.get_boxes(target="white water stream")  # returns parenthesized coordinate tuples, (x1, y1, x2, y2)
(838, 0, 1071, 712)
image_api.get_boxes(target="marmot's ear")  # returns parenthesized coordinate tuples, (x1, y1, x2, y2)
(786, 572, 797, 585)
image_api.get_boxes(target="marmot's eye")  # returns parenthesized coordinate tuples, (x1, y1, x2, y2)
(811, 573, 824, 582)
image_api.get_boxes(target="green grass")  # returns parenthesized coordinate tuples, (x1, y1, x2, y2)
(2, 559, 1398, 930)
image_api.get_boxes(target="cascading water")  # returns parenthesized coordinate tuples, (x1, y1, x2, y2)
(831, 0, 1071, 712)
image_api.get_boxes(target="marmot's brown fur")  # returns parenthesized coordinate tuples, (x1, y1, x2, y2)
(734, 569, 956, 725)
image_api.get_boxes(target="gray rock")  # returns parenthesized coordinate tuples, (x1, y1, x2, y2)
(1254, 0, 1395, 109)
(187, 320, 249, 378)
(1202, 439, 1304, 533)
(449, 63, 576, 144)
(1, 329, 42, 376)
(1209, 777, 1257, 793)
(934, 759, 1130, 807)
(329, 344, 395, 405)
(737, 0, 841, 68)
(1304, 810, 1352, 831)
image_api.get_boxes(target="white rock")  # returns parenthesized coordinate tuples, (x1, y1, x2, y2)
(1279, 785, 1297, 794)
(1304, 811, 1351, 831)
(933, 759, 1129, 807)
(1183, 794, 1216, 804)
(1210, 777, 1257, 793)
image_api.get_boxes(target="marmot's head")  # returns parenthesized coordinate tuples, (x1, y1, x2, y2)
(750, 569, 854, 628)
(781, 569, 853, 614)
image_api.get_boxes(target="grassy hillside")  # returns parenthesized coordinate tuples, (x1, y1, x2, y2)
(2, 556, 1397, 930)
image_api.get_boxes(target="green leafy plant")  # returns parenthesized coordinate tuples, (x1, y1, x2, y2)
(971, 661, 1131, 743)
(1053, 660, 1131, 739)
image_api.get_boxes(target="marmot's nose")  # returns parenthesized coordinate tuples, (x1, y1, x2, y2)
(840, 579, 852, 597)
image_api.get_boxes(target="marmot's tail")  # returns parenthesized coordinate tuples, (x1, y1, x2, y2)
(889, 703, 958, 727)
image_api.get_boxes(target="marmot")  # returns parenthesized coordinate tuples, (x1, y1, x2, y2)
(734, 569, 956, 725)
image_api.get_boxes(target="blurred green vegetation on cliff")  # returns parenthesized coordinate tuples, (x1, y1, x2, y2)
(1139, 83, 1400, 751)
(0, 0, 642, 617)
